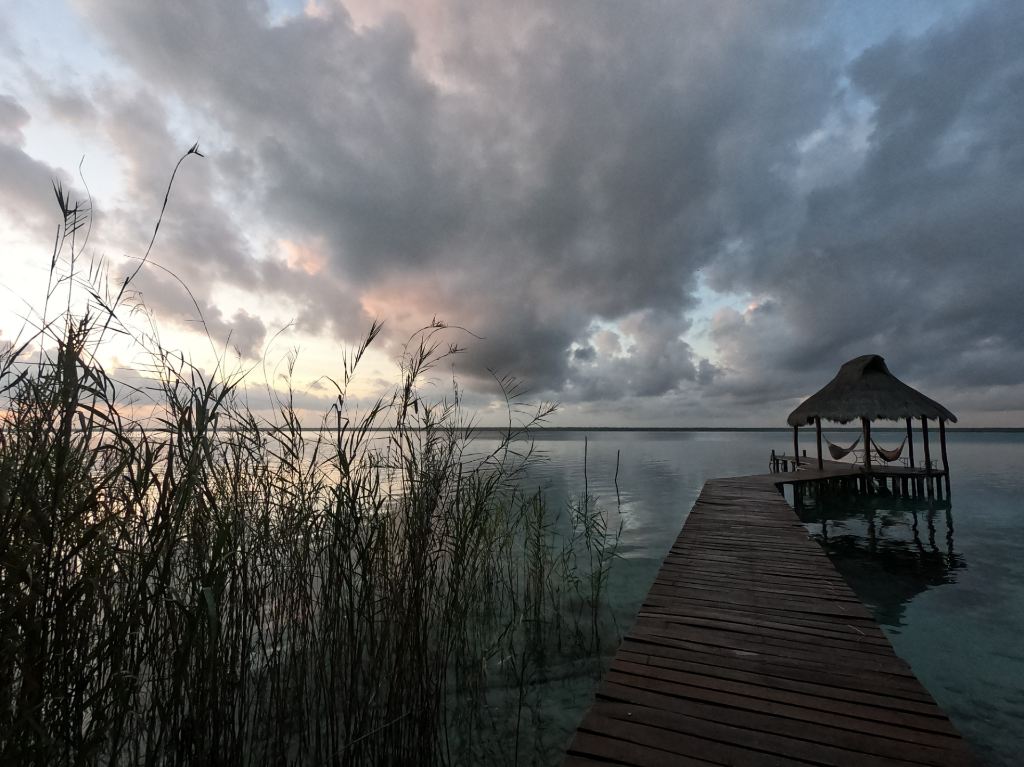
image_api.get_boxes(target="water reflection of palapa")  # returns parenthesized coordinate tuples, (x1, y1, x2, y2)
(797, 496, 966, 627)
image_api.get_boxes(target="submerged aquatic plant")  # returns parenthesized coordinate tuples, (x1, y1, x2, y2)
(0, 150, 620, 766)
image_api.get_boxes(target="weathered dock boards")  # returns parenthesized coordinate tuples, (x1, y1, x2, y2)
(564, 477, 974, 766)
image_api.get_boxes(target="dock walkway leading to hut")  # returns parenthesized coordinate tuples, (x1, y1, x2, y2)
(565, 476, 974, 766)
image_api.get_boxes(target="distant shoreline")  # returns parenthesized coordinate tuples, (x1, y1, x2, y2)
(337, 426, 1024, 433)
(88, 426, 1024, 433)
(486, 426, 1024, 433)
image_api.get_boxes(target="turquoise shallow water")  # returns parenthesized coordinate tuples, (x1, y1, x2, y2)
(498, 429, 1024, 766)
(799, 433, 1024, 767)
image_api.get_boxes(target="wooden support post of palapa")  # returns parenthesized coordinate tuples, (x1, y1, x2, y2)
(921, 416, 932, 497)
(939, 418, 950, 496)
(815, 417, 823, 470)
(862, 417, 871, 472)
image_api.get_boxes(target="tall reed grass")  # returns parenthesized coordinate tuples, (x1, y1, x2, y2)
(0, 151, 620, 766)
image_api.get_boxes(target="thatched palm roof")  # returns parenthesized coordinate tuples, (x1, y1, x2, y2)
(787, 355, 957, 427)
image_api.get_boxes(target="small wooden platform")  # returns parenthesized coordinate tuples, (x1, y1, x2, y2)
(564, 477, 974, 766)
(771, 454, 951, 501)
(774, 454, 946, 481)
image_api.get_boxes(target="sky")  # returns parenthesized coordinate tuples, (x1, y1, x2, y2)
(2, 0, 1022, 427)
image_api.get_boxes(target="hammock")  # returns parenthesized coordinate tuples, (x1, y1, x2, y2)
(872, 436, 907, 463)
(825, 435, 860, 460)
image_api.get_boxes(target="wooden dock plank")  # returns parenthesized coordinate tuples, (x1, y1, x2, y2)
(615, 651, 944, 717)
(617, 639, 934, 702)
(563, 477, 975, 766)
(587, 702, 939, 767)
(595, 684, 963, 767)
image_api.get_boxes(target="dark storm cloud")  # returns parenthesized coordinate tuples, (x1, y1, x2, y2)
(20, 78, 364, 360)
(565, 310, 707, 401)
(705, 0, 1024, 418)
(23, 83, 280, 360)
(2, 0, 1007, 423)
(90, 88, 259, 291)
(128, 271, 268, 360)
(0, 93, 74, 240)
(0, 93, 29, 141)
(71, 0, 835, 399)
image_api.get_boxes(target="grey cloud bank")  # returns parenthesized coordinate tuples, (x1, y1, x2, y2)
(2, 0, 1021, 425)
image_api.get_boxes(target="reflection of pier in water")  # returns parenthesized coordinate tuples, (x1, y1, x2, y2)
(796, 493, 966, 628)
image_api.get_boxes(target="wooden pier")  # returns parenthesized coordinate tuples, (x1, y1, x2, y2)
(771, 453, 951, 501)
(564, 475, 974, 766)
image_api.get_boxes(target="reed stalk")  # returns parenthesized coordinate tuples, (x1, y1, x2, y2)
(0, 151, 620, 766)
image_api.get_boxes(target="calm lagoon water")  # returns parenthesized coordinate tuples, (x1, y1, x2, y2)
(493, 429, 1024, 766)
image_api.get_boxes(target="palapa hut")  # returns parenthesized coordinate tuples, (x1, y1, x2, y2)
(786, 355, 956, 478)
